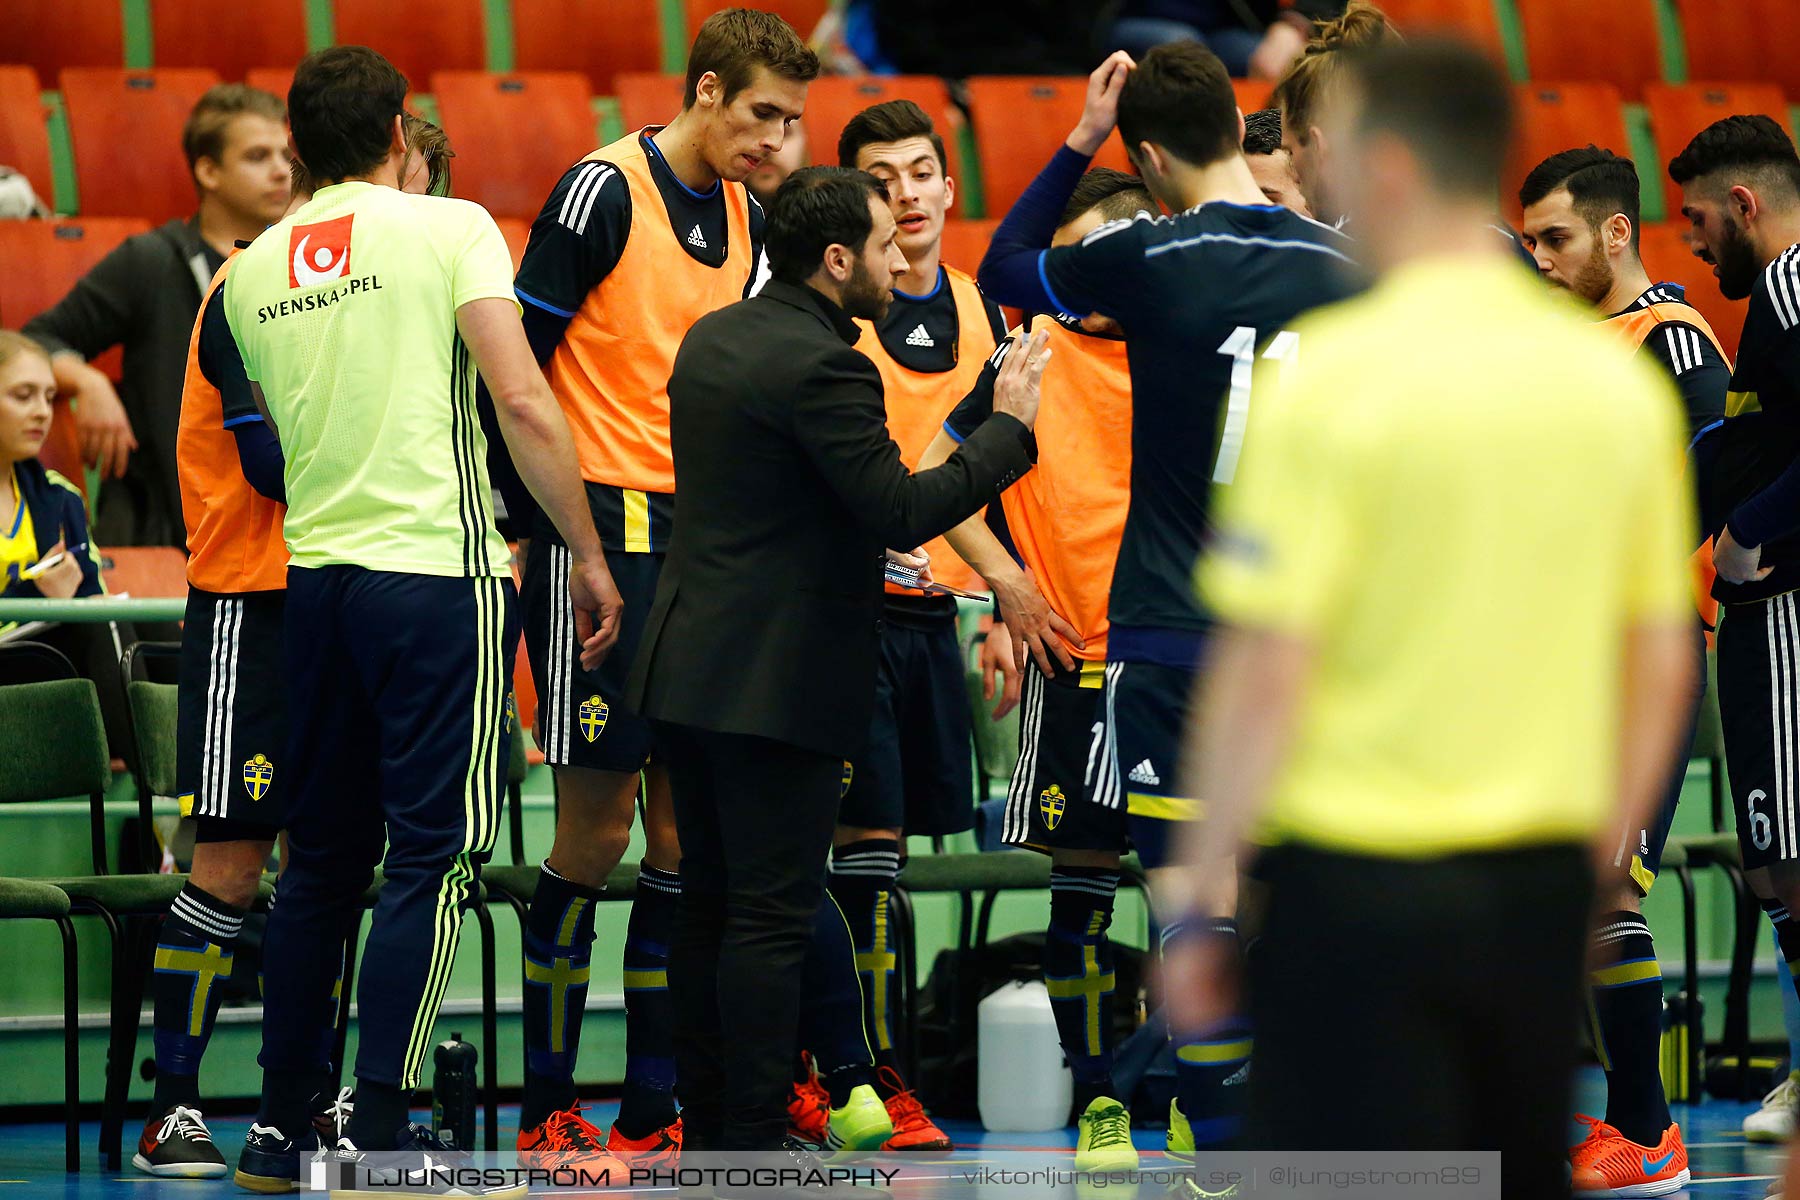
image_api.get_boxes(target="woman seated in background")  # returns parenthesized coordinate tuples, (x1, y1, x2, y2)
(1, 329, 133, 752)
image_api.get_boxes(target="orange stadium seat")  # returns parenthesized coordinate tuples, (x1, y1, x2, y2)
(495, 217, 532, 269)
(803, 76, 962, 178)
(514, 0, 664, 94)
(1503, 83, 1629, 223)
(103, 547, 190, 597)
(1232, 79, 1274, 113)
(685, 0, 830, 39)
(1377, 0, 1504, 55)
(614, 72, 686, 134)
(940, 218, 998, 276)
(334, 0, 486, 92)
(1679, 0, 1800, 98)
(0, 67, 55, 205)
(0, 218, 151, 380)
(1639, 221, 1747, 361)
(1516, 0, 1662, 98)
(966, 77, 1132, 217)
(1646, 82, 1791, 216)
(431, 71, 597, 220)
(61, 68, 221, 223)
(245, 67, 295, 102)
(150, 0, 308, 82)
(8, 0, 124, 82)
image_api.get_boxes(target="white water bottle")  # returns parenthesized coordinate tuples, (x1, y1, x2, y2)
(977, 980, 1073, 1132)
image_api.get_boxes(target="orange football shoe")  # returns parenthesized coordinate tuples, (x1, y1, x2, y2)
(608, 1116, 682, 1168)
(877, 1067, 952, 1152)
(517, 1105, 629, 1179)
(1569, 1114, 1689, 1197)
(788, 1070, 831, 1146)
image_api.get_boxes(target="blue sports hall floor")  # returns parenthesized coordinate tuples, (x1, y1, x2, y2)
(0, 1078, 1789, 1197)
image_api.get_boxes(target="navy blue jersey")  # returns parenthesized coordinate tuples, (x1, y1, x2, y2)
(1037, 201, 1359, 651)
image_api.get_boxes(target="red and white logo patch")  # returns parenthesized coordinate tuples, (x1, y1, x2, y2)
(288, 214, 354, 288)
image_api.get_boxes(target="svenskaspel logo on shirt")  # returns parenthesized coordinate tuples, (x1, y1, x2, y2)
(289, 214, 354, 287)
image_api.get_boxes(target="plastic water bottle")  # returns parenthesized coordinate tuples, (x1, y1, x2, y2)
(978, 980, 1073, 1131)
(431, 1033, 478, 1149)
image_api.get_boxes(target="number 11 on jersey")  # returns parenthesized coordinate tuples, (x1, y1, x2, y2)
(1213, 326, 1299, 485)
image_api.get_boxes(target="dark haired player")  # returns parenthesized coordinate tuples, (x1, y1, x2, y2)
(487, 8, 818, 1170)
(1241, 109, 1309, 215)
(1671, 117, 1800, 1174)
(1519, 143, 1725, 1197)
(979, 43, 1358, 1156)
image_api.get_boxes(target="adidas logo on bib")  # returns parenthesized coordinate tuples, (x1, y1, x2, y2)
(687, 224, 708, 249)
(1128, 759, 1160, 786)
(905, 323, 935, 348)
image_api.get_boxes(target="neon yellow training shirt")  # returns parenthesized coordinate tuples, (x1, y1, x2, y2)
(224, 181, 518, 578)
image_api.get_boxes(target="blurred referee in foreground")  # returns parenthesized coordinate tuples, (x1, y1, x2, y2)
(1163, 40, 1697, 1197)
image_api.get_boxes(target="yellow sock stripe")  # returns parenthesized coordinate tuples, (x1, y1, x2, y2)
(623, 489, 652, 553)
(402, 577, 504, 1088)
(1176, 1039, 1253, 1065)
(525, 955, 591, 1053)
(1084, 945, 1102, 1055)
(154, 944, 234, 1037)
(1592, 958, 1663, 988)
(621, 968, 668, 990)
(557, 895, 590, 948)
(1125, 792, 1203, 821)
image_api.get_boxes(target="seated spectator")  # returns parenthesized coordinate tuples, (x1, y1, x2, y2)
(0, 330, 132, 752)
(1110, 0, 1346, 78)
(23, 84, 289, 549)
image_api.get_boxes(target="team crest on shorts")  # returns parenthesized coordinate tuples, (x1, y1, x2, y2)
(841, 761, 854, 798)
(242, 754, 274, 801)
(1039, 784, 1067, 830)
(578, 695, 609, 743)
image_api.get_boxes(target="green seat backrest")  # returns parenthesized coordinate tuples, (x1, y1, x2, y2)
(0, 679, 111, 803)
(127, 679, 181, 798)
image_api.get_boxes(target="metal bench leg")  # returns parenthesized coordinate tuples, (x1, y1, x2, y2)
(474, 901, 499, 1152)
(92, 906, 137, 1172)
(1718, 864, 1759, 1100)
(890, 887, 918, 1085)
(1673, 865, 1702, 1101)
(55, 914, 80, 1172)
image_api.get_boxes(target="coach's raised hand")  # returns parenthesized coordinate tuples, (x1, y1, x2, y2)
(992, 327, 1053, 430)
(1069, 50, 1135, 158)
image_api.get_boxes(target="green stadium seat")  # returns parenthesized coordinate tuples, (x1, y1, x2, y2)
(1645, 82, 1792, 219)
(150, 0, 307, 83)
(334, 0, 486, 92)
(613, 71, 685, 134)
(1639, 221, 1746, 360)
(1504, 83, 1629, 225)
(430, 71, 597, 220)
(514, 0, 664, 95)
(60, 68, 221, 223)
(1516, 0, 1663, 98)
(0, 877, 78, 1171)
(0, 66, 55, 208)
(1677, 0, 1800, 99)
(8, 0, 124, 82)
(966, 77, 1133, 217)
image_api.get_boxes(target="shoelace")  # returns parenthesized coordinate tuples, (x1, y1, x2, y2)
(1766, 1077, 1800, 1107)
(1086, 1105, 1132, 1149)
(325, 1087, 354, 1134)
(543, 1108, 606, 1151)
(157, 1106, 213, 1145)
(887, 1087, 932, 1131)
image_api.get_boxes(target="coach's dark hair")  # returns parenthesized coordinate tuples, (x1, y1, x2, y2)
(837, 99, 947, 174)
(1242, 109, 1284, 157)
(684, 8, 820, 111)
(288, 46, 408, 185)
(1340, 38, 1512, 200)
(1117, 41, 1241, 169)
(183, 83, 286, 187)
(766, 167, 889, 284)
(1668, 114, 1800, 198)
(1060, 167, 1154, 227)
(1518, 146, 1640, 245)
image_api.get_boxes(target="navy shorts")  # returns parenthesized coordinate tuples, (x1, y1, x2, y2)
(176, 586, 289, 843)
(1086, 659, 1200, 869)
(839, 616, 974, 836)
(1002, 659, 1130, 855)
(521, 513, 659, 774)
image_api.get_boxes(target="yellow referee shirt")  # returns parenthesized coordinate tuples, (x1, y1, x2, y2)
(1201, 256, 1694, 857)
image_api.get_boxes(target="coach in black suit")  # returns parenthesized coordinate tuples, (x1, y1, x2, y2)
(628, 166, 1050, 1154)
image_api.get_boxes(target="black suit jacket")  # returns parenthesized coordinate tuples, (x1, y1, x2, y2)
(627, 280, 1036, 759)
